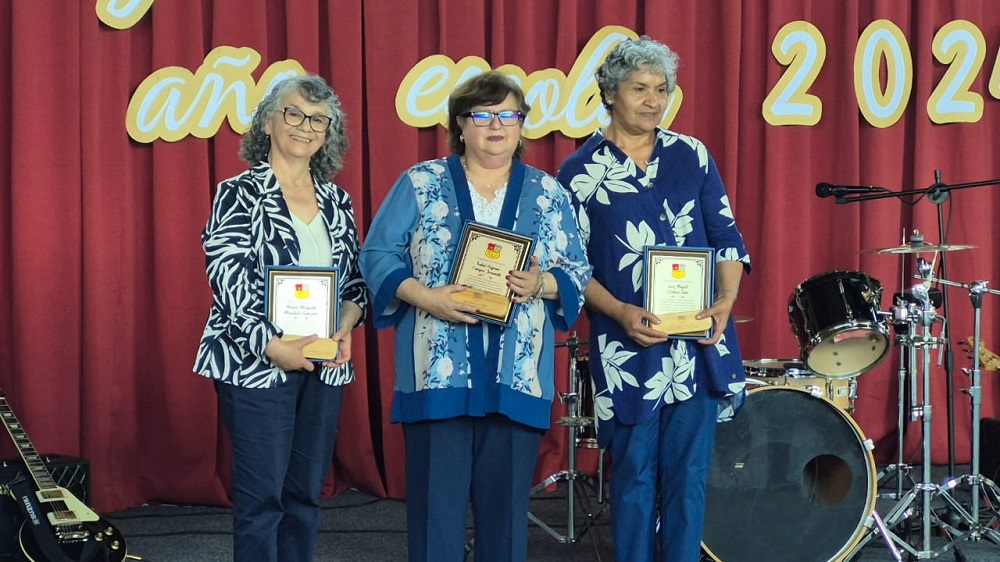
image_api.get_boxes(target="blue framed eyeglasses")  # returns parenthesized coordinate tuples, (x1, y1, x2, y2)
(462, 110, 524, 127)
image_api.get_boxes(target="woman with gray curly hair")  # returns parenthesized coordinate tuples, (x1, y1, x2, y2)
(558, 36, 751, 562)
(194, 74, 368, 561)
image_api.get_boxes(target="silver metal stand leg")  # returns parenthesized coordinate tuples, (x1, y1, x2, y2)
(844, 509, 905, 561)
(527, 336, 607, 544)
(872, 510, 906, 561)
(860, 283, 980, 560)
(937, 281, 1000, 549)
(879, 305, 917, 501)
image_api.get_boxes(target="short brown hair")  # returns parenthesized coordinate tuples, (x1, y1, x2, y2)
(447, 71, 530, 157)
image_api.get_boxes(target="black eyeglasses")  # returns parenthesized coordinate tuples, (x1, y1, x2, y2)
(282, 107, 333, 132)
(462, 110, 524, 127)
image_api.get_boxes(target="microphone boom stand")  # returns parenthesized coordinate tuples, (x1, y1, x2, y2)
(928, 173, 957, 479)
(836, 172, 1000, 476)
(831, 172, 1000, 558)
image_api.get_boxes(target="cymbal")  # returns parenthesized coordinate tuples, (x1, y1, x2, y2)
(733, 315, 754, 324)
(555, 338, 588, 348)
(862, 242, 977, 255)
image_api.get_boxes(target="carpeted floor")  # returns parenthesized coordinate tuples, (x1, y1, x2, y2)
(4, 462, 999, 561)
(96, 476, 1000, 562)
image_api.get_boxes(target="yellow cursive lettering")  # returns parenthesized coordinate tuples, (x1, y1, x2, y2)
(96, 0, 155, 30)
(126, 46, 306, 143)
(395, 26, 682, 139)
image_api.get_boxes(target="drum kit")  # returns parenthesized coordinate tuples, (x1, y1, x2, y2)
(709, 234, 1000, 561)
(539, 231, 1000, 561)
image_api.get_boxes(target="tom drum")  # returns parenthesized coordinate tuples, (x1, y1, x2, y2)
(574, 353, 599, 449)
(788, 270, 889, 379)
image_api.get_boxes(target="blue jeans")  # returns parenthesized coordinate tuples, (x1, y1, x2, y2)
(608, 386, 719, 562)
(216, 372, 344, 562)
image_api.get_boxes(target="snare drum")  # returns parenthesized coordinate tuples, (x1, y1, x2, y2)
(743, 358, 856, 412)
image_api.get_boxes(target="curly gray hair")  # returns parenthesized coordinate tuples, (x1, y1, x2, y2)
(239, 74, 348, 180)
(595, 36, 679, 110)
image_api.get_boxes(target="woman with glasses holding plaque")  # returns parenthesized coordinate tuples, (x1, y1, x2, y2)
(360, 71, 590, 562)
(557, 37, 750, 562)
(193, 74, 367, 562)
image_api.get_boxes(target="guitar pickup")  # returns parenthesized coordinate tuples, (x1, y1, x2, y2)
(37, 488, 67, 501)
(55, 529, 91, 541)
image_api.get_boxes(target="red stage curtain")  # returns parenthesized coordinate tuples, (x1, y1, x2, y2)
(2, 1, 1000, 513)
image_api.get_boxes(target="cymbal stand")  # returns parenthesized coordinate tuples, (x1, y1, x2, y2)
(527, 333, 606, 543)
(935, 277, 1000, 548)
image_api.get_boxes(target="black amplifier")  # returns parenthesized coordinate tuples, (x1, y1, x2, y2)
(0, 455, 90, 559)
(982, 418, 1000, 484)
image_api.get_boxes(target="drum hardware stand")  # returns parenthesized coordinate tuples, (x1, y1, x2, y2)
(932, 277, 1000, 550)
(877, 298, 919, 501)
(846, 280, 974, 560)
(528, 333, 607, 544)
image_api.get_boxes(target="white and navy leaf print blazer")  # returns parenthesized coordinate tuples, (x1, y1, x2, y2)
(193, 162, 368, 388)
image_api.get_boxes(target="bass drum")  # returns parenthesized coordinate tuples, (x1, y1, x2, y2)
(702, 387, 876, 562)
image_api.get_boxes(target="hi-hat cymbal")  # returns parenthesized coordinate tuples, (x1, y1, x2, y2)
(733, 315, 753, 324)
(861, 242, 977, 255)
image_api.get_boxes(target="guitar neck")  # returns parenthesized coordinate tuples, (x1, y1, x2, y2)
(0, 397, 59, 492)
(965, 336, 1000, 371)
(0, 392, 125, 562)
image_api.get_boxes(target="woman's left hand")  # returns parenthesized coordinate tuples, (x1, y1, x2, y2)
(320, 327, 352, 368)
(695, 293, 736, 345)
(508, 256, 544, 304)
(321, 301, 363, 368)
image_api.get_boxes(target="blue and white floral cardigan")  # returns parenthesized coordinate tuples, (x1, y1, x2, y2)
(361, 156, 591, 430)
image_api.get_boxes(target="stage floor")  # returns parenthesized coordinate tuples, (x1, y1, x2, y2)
(89, 472, 1000, 562)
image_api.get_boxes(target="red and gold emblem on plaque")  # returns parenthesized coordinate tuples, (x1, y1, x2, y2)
(294, 283, 310, 299)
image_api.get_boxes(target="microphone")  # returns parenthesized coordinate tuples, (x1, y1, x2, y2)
(815, 182, 886, 198)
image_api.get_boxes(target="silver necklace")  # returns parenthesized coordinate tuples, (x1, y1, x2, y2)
(461, 157, 510, 191)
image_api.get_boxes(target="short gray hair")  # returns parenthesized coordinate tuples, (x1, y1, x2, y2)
(239, 74, 348, 180)
(595, 36, 679, 110)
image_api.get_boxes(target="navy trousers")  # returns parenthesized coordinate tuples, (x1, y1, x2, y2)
(403, 415, 543, 562)
(607, 385, 719, 562)
(216, 372, 344, 562)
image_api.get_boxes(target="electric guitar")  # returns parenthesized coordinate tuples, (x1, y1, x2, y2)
(0, 389, 127, 562)
(963, 336, 1000, 372)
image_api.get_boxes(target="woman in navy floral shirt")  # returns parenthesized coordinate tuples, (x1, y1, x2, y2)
(557, 37, 751, 562)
